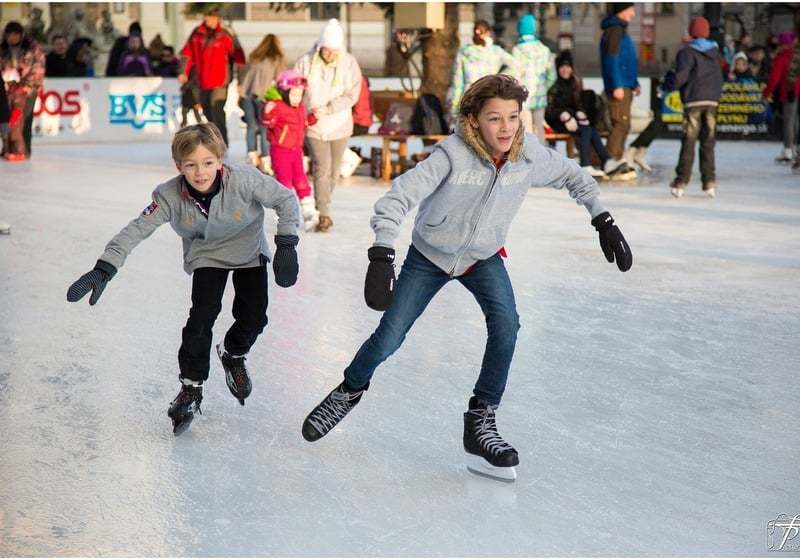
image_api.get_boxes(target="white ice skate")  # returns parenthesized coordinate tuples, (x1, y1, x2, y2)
(582, 165, 607, 179)
(0, 220, 10, 235)
(604, 158, 637, 181)
(300, 196, 319, 232)
(775, 147, 794, 165)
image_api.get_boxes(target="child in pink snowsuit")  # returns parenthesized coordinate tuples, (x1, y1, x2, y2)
(261, 69, 319, 229)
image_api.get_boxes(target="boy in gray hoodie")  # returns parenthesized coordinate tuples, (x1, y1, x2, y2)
(67, 123, 301, 435)
(301, 75, 632, 481)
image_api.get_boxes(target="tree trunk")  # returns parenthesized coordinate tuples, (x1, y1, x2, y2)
(420, 3, 460, 105)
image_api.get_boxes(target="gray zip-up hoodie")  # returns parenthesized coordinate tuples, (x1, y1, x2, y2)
(99, 163, 300, 274)
(371, 118, 607, 276)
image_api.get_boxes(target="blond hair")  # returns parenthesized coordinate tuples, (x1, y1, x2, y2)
(172, 122, 227, 162)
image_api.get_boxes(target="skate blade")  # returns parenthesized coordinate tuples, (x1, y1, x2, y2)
(238, 398, 245, 406)
(466, 455, 517, 482)
(172, 413, 194, 436)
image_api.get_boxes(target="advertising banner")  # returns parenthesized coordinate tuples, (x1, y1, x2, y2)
(32, 78, 243, 144)
(660, 79, 773, 139)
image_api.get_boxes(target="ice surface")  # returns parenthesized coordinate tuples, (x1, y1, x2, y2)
(0, 138, 798, 556)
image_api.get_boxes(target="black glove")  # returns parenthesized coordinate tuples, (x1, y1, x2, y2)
(273, 234, 299, 287)
(66, 260, 117, 305)
(591, 212, 632, 272)
(364, 246, 396, 311)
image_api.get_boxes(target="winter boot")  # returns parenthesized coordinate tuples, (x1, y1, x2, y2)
(463, 396, 519, 482)
(316, 215, 333, 233)
(301, 381, 369, 442)
(246, 151, 261, 168)
(216, 343, 252, 406)
(168, 380, 203, 435)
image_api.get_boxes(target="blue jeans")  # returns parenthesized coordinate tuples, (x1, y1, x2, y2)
(239, 95, 268, 155)
(577, 125, 610, 167)
(344, 245, 520, 405)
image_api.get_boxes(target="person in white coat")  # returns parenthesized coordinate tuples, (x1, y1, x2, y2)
(294, 19, 362, 232)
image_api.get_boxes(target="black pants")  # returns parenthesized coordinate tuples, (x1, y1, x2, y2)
(178, 264, 269, 383)
(23, 94, 35, 157)
(199, 86, 229, 145)
(675, 105, 718, 185)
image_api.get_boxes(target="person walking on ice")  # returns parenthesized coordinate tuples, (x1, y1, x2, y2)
(301, 75, 633, 482)
(66, 123, 301, 435)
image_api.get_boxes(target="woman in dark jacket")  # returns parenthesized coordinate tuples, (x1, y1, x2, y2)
(546, 50, 627, 178)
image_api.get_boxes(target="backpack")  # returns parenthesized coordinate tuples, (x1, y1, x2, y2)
(786, 44, 800, 95)
(411, 93, 448, 135)
(580, 89, 612, 134)
(378, 102, 414, 136)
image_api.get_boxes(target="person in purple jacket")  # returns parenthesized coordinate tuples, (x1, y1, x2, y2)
(300, 74, 633, 482)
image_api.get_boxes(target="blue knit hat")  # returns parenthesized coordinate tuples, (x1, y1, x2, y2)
(517, 14, 536, 39)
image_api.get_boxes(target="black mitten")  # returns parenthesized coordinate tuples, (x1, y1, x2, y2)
(67, 260, 117, 305)
(273, 234, 299, 287)
(364, 246, 396, 311)
(591, 212, 632, 272)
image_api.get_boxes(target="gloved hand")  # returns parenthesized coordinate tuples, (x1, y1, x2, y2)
(576, 111, 590, 126)
(273, 234, 299, 287)
(560, 111, 577, 132)
(591, 212, 632, 272)
(364, 246, 396, 311)
(66, 260, 118, 305)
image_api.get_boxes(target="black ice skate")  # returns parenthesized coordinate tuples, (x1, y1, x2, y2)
(301, 382, 368, 442)
(463, 396, 519, 482)
(168, 381, 203, 436)
(216, 343, 252, 406)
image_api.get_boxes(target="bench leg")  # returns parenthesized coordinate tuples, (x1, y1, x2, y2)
(382, 137, 392, 183)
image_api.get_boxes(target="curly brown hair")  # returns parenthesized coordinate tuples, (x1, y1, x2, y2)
(458, 74, 529, 119)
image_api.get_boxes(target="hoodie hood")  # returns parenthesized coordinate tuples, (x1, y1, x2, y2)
(601, 15, 627, 30)
(456, 114, 524, 164)
(689, 38, 719, 57)
(517, 14, 537, 43)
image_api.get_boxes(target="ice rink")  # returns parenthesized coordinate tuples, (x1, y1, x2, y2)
(1, 137, 798, 556)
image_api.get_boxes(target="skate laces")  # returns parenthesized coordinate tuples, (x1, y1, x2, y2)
(470, 404, 514, 456)
(308, 386, 360, 434)
(222, 352, 248, 385)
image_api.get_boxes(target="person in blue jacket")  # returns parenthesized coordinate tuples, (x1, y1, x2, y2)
(599, 2, 639, 165)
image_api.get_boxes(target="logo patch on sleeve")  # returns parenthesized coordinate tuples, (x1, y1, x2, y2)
(142, 200, 159, 216)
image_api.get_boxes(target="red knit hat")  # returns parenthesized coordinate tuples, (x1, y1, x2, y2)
(689, 16, 710, 39)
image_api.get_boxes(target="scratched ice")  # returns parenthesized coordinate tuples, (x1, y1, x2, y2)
(0, 137, 798, 555)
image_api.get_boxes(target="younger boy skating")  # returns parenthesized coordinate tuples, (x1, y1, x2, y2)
(261, 69, 320, 231)
(67, 123, 300, 435)
(301, 75, 632, 481)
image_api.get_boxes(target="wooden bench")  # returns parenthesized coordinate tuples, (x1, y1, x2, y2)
(370, 131, 610, 182)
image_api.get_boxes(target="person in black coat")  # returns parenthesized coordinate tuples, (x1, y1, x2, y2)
(546, 50, 628, 179)
(105, 21, 141, 77)
(45, 34, 75, 77)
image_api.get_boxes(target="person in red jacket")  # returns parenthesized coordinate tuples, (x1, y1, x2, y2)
(178, 7, 245, 146)
(763, 32, 798, 164)
(261, 69, 319, 231)
(352, 75, 373, 135)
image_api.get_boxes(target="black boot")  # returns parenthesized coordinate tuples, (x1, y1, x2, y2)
(463, 396, 519, 481)
(216, 343, 252, 406)
(168, 381, 203, 436)
(301, 381, 369, 442)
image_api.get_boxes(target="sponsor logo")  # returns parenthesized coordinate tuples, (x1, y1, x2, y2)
(109, 93, 180, 129)
(34, 89, 82, 116)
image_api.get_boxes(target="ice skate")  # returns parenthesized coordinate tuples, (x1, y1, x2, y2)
(702, 182, 716, 198)
(775, 147, 793, 165)
(216, 343, 252, 406)
(0, 220, 10, 235)
(168, 380, 203, 436)
(259, 155, 274, 176)
(463, 397, 519, 482)
(300, 197, 320, 232)
(582, 165, 607, 179)
(246, 151, 261, 168)
(625, 146, 652, 173)
(301, 381, 368, 442)
(670, 178, 686, 198)
(604, 158, 637, 181)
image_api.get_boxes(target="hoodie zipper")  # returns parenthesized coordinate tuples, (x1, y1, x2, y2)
(448, 163, 501, 278)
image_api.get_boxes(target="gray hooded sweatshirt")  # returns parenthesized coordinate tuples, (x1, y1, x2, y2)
(371, 119, 607, 276)
(99, 163, 300, 274)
